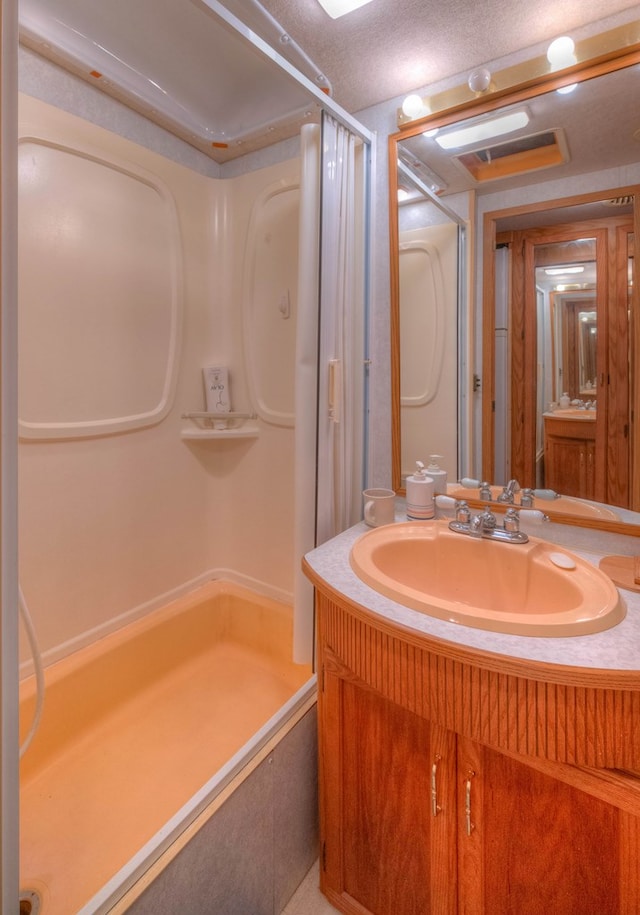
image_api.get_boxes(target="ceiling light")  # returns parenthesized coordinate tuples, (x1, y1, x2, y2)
(434, 109, 529, 150)
(544, 265, 585, 276)
(316, 0, 374, 18)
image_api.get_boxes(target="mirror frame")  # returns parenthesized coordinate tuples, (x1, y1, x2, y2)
(389, 35, 640, 535)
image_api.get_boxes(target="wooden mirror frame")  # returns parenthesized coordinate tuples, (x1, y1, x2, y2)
(389, 34, 640, 535)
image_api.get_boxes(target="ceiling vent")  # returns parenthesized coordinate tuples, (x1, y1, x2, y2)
(453, 129, 569, 184)
(603, 195, 634, 207)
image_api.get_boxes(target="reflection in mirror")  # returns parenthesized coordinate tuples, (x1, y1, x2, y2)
(394, 159, 462, 487)
(493, 204, 634, 510)
(389, 29, 640, 531)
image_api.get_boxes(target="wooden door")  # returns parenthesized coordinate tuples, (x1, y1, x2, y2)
(457, 738, 632, 914)
(507, 216, 632, 505)
(319, 657, 457, 914)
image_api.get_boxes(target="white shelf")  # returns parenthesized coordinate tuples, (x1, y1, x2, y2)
(180, 426, 259, 440)
(180, 411, 259, 441)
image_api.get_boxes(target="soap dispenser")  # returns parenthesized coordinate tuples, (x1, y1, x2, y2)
(426, 454, 447, 495)
(406, 461, 435, 521)
(559, 392, 571, 409)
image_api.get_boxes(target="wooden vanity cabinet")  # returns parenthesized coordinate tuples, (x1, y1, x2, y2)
(314, 590, 640, 915)
(543, 416, 596, 499)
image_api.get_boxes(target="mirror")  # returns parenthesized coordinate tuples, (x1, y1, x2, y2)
(389, 29, 640, 531)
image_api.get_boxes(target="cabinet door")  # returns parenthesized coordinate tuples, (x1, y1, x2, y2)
(457, 738, 623, 914)
(319, 664, 456, 914)
(544, 424, 596, 499)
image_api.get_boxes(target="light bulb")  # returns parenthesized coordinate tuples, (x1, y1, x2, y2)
(547, 36, 576, 68)
(467, 68, 491, 93)
(402, 94, 426, 119)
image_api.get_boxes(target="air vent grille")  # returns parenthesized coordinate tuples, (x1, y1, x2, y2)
(603, 195, 634, 207)
(454, 129, 569, 184)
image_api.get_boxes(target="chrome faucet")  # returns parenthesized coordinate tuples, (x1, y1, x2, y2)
(449, 505, 529, 543)
(469, 508, 497, 534)
(497, 479, 520, 504)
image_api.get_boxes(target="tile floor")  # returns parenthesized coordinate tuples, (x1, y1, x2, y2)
(281, 860, 340, 914)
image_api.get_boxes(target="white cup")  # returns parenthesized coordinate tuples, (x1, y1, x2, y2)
(363, 488, 396, 527)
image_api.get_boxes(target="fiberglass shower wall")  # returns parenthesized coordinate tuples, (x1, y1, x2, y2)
(397, 204, 458, 482)
(17, 91, 304, 668)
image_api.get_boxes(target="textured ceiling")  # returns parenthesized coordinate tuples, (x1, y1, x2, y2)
(258, 0, 640, 112)
(19, 0, 640, 164)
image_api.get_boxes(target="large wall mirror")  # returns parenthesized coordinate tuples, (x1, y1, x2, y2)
(389, 26, 640, 532)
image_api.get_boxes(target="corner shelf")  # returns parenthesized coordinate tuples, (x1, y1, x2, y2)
(180, 411, 259, 441)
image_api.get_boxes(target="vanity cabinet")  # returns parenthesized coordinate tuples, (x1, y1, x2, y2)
(543, 415, 596, 499)
(312, 588, 640, 915)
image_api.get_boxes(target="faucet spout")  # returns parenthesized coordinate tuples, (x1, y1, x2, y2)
(469, 509, 497, 535)
(497, 479, 520, 503)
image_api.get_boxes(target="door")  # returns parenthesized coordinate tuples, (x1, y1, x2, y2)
(457, 738, 626, 914)
(508, 217, 631, 505)
(319, 661, 457, 914)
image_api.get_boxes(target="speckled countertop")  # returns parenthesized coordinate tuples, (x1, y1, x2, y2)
(304, 502, 640, 673)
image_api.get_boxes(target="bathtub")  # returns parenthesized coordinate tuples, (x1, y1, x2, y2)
(19, 579, 316, 915)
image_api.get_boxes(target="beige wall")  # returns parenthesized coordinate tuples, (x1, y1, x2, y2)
(18, 95, 300, 666)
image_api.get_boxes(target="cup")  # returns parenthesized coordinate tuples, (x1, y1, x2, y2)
(363, 488, 396, 527)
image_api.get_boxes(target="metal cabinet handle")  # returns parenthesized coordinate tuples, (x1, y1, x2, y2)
(431, 755, 442, 817)
(465, 770, 475, 836)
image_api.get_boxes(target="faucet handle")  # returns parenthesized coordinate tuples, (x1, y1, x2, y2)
(455, 500, 471, 523)
(479, 482, 492, 500)
(480, 508, 497, 529)
(503, 508, 520, 533)
(520, 488, 534, 508)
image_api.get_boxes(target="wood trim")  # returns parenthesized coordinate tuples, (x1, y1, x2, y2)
(313, 587, 640, 768)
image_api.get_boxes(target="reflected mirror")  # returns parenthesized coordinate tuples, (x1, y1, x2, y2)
(389, 27, 640, 530)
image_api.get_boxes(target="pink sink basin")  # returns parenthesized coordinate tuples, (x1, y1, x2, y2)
(349, 520, 625, 637)
(449, 485, 620, 521)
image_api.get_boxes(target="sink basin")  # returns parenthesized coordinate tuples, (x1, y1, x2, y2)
(448, 485, 620, 521)
(546, 409, 597, 421)
(349, 520, 625, 637)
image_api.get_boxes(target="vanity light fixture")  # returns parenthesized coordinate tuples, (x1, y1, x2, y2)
(434, 109, 529, 150)
(545, 265, 585, 275)
(316, 0, 374, 18)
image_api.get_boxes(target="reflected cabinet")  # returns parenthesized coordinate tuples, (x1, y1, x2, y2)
(316, 591, 640, 914)
(543, 414, 596, 500)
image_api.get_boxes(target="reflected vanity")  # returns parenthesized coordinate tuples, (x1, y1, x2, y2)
(388, 21, 640, 534)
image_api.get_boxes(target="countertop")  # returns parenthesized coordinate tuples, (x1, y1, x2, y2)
(304, 502, 640, 673)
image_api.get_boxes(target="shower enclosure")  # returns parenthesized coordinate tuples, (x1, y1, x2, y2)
(0, 1, 373, 910)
